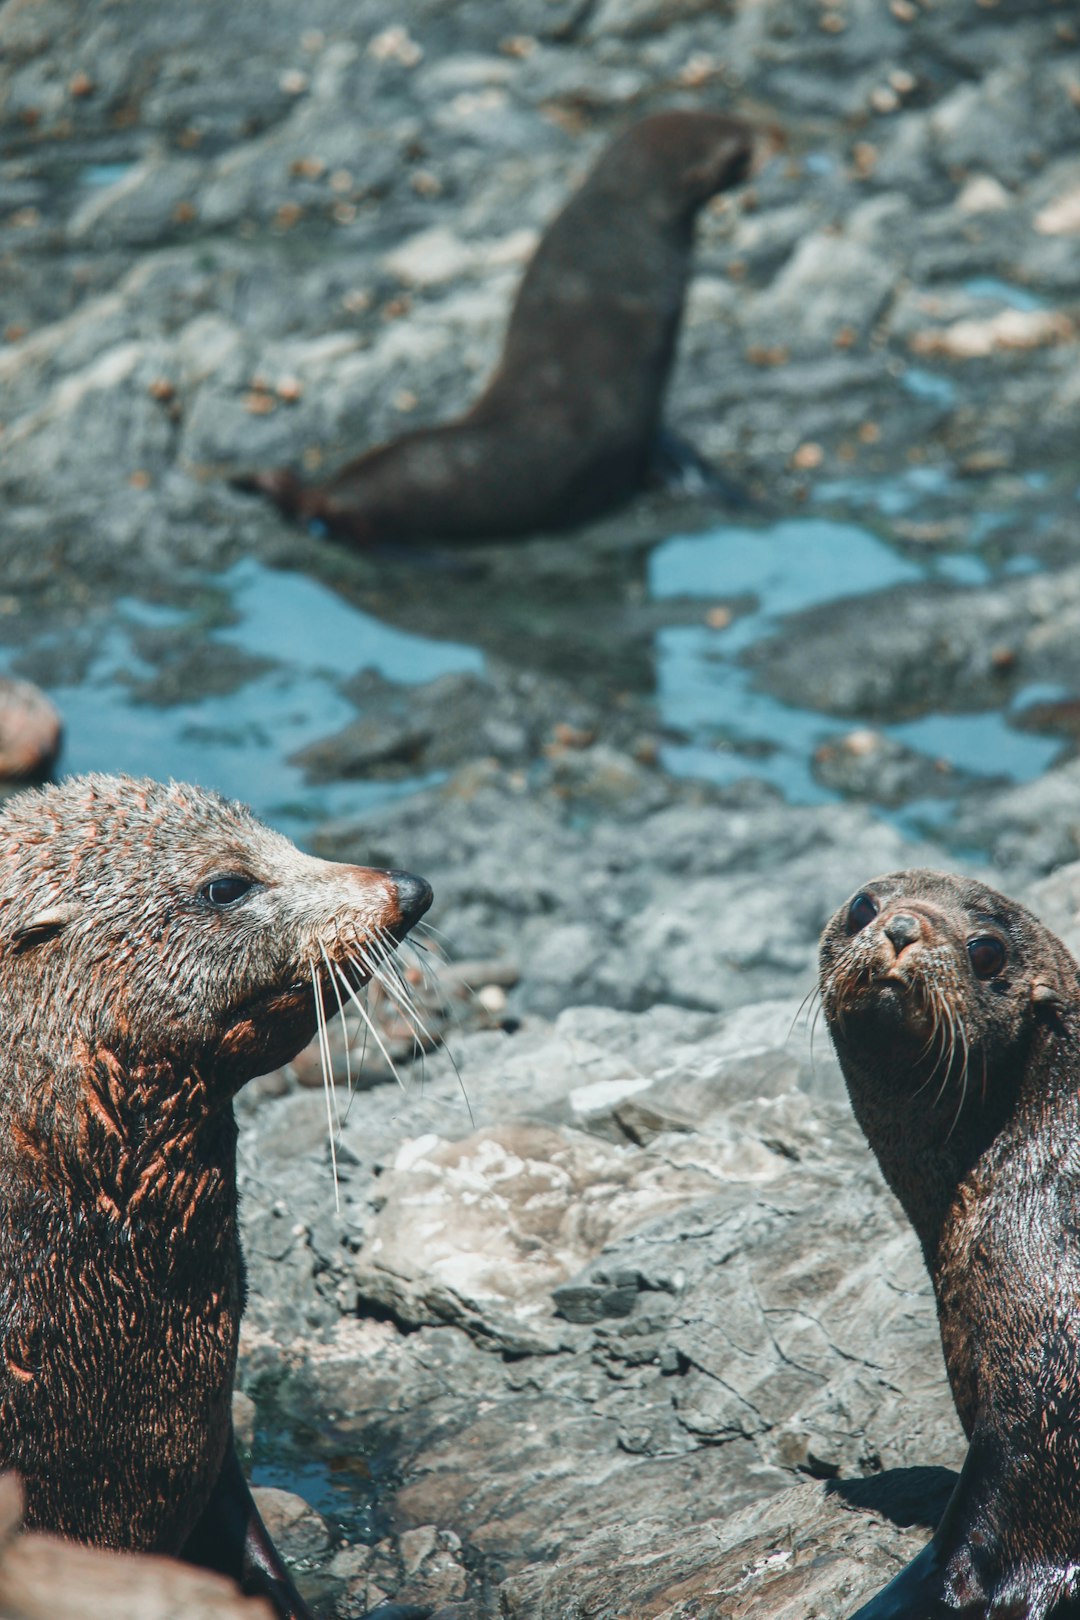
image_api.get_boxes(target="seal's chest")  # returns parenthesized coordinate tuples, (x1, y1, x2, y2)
(0, 1206, 242, 1551)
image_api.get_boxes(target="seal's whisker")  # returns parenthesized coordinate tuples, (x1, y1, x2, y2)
(946, 1018, 971, 1141)
(372, 930, 473, 1125)
(339, 960, 406, 1094)
(365, 953, 431, 1079)
(914, 989, 945, 1098)
(320, 941, 353, 1100)
(310, 961, 340, 1214)
(788, 982, 821, 1044)
(932, 997, 958, 1110)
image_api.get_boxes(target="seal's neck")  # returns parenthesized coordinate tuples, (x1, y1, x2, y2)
(849, 1012, 1080, 1270)
(0, 1046, 238, 1238)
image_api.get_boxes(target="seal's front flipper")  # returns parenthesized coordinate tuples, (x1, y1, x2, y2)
(181, 1436, 314, 1620)
(849, 1432, 1080, 1620)
(850, 1540, 952, 1620)
(230, 467, 307, 521)
(648, 427, 752, 508)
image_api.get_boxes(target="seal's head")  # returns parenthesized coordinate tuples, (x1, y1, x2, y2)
(819, 868, 1080, 1251)
(0, 774, 432, 1103)
(820, 868, 1072, 1074)
(591, 110, 756, 226)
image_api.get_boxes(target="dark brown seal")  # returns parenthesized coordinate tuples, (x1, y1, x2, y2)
(819, 869, 1080, 1620)
(237, 110, 755, 546)
(0, 774, 432, 1620)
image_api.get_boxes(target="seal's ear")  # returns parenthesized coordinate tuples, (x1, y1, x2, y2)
(10, 904, 79, 954)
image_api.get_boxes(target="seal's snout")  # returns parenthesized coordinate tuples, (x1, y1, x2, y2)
(388, 869, 433, 934)
(884, 912, 923, 953)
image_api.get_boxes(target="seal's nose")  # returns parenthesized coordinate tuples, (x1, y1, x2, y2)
(388, 870, 433, 933)
(884, 912, 922, 952)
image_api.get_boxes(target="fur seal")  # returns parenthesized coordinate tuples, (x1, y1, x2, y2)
(819, 869, 1080, 1620)
(0, 774, 432, 1620)
(236, 110, 755, 546)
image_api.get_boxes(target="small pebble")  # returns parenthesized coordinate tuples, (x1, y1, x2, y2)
(280, 69, 308, 95)
(792, 442, 824, 470)
(852, 142, 878, 178)
(291, 155, 327, 180)
(368, 25, 423, 66)
(68, 71, 94, 97)
(870, 86, 900, 114)
(477, 984, 507, 1016)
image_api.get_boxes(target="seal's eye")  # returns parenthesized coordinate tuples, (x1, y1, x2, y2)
(847, 893, 879, 934)
(203, 875, 255, 908)
(968, 936, 1006, 980)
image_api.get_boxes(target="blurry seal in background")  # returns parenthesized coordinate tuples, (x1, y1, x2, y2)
(0, 775, 432, 1620)
(235, 110, 757, 547)
(820, 869, 1080, 1620)
(0, 678, 61, 783)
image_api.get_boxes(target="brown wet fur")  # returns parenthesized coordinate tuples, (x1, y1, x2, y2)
(237, 110, 756, 547)
(820, 870, 1080, 1619)
(0, 775, 429, 1607)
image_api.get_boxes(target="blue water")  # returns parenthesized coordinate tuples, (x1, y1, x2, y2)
(813, 466, 954, 518)
(11, 561, 483, 836)
(963, 277, 1044, 312)
(80, 162, 138, 189)
(648, 516, 1055, 811)
(0, 507, 1063, 843)
(901, 367, 957, 407)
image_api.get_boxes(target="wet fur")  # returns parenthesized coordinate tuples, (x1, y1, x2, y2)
(820, 870, 1080, 1619)
(237, 111, 755, 547)
(0, 775, 429, 1615)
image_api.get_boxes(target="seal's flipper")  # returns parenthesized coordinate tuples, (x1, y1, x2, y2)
(648, 427, 752, 508)
(230, 468, 307, 521)
(181, 1437, 314, 1620)
(849, 1432, 1080, 1620)
(849, 1540, 951, 1619)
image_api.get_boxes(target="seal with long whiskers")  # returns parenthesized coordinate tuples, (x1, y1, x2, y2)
(818, 868, 1080, 1620)
(0, 774, 432, 1620)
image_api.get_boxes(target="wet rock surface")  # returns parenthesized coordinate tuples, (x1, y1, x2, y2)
(6, 1, 1080, 1617)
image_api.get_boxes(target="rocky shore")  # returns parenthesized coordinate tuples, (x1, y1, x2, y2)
(4, 0, 1080, 1615)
